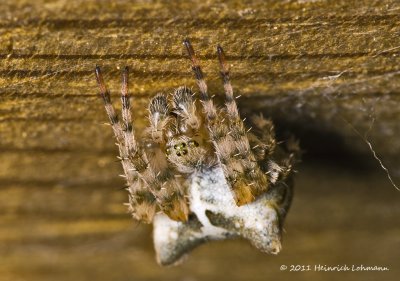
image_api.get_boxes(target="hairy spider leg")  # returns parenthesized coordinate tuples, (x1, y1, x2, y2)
(172, 86, 201, 135)
(120, 67, 136, 152)
(95, 66, 124, 142)
(184, 40, 249, 203)
(184, 39, 268, 206)
(95, 66, 157, 223)
(251, 113, 299, 185)
(183, 39, 218, 123)
(183, 39, 230, 141)
(215, 45, 269, 204)
(250, 114, 276, 161)
(148, 93, 171, 143)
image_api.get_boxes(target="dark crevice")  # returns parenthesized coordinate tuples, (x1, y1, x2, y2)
(271, 118, 379, 175)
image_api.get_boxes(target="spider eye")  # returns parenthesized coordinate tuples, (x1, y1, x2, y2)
(182, 150, 188, 155)
(176, 151, 181, 157)
(188, 140, 199, 147)
(181, 142, 186, 147)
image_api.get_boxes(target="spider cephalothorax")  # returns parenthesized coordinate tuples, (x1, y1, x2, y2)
(95, 39, 299, 265)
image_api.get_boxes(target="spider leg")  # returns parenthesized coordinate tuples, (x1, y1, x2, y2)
(119, 68, 153, 181)
(183, 40, 268, 205)
(183, 39, 218, 124)
(215, 46, 269, 205)
(274, 136, 300, 183)
(250, 114, 276, 161)
(172, 86, 201, 135)
(183, 40, 230, 144)
(95, 66, 124, 142)
(148, 93, 171, 143)
(95, 66, 156, 223)
(251, 114, 299, 184)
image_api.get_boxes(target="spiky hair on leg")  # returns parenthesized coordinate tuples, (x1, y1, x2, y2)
(148, 93, 170, 143)
(95, 66, 158, 223)
(184, 39, 270, 206)
(172, 86, 201, 133)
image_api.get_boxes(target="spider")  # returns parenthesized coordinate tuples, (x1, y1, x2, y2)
(95, 39, 298, 265)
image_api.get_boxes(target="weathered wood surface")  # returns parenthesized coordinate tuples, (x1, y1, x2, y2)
(1, 0, 399, 280)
